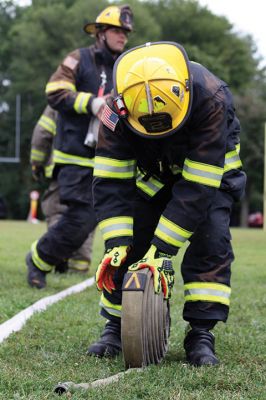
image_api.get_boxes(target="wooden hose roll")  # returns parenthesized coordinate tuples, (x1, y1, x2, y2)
(121, 268, 170, 368)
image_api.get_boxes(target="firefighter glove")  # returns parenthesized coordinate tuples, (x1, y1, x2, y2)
(128, 245, 175, 299)
(31, 164, 45, 182)
(91, 96, 106, 119)
(96, 246, 129, 293)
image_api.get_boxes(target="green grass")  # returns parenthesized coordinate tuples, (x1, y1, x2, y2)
(0, 222, 266, 399)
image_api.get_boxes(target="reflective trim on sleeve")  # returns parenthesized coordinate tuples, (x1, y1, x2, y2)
(100, 293, 122, 318)
(99, 216, 133, 241)
(182, 158, 223, 188)
(31, 240, 53, 272)
(224, 149, 242, 172)
(136, 170, 164, 197)
(73, 92, 92, 114)
(53, 149, 94, 168)
(30, 149, 46, 162)
(155, 215, 193, 249)
(93, 156, 136, 179)
(38, 115, 56, 135)
(45, 80, 76, 93)
(184, 282, 231, 306)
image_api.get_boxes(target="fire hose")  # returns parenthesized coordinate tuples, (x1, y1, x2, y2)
(121, 268, 170, 368)
(54, 268, 170, 395)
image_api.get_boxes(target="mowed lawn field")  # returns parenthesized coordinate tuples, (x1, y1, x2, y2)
(0, 221, 265, 399)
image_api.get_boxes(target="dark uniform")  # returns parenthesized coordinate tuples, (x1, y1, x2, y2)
(30, 44, 114, 272)
(93, 61, 246, 324)
(30, 105, 95, 273)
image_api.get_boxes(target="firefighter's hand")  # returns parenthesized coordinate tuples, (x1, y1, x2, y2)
(91, 96, 107, 120)
(31, 164, 45, 182)
(128, 245, 175, 299)
(96, 246, 129, 293)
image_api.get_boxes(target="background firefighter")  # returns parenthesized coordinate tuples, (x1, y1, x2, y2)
(30, 104, 95, 274)
(88, 42, 246, 366)
(25, 4, 134, 289)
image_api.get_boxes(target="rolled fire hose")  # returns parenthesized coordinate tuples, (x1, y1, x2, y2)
(54, 269, 170, 395)
(121, 268, 170, 368)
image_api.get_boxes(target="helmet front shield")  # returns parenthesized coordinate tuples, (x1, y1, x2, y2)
(113, 42, 192, 138)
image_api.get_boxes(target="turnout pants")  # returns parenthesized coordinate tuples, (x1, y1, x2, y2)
(100, 185, 234, 324)
(33, 165, 97, 270)
(41, 178, 95, 268)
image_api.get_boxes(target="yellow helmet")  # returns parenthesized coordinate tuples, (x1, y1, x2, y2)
(84, 5, 133, 36)
(113, 42, 192, 138)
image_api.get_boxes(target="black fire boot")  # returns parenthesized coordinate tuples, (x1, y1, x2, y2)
(54, 261, 68, 274)
(26, 252, 47, 289)
(87, 320, 121, 358)
(184, 327, 219, 367)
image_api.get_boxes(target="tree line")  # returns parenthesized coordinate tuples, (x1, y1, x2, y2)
(0, 0, 265, 222)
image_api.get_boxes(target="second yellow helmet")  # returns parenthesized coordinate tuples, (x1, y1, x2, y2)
(84, 5, 133, 36)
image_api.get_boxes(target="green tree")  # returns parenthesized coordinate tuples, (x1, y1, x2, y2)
(0, 0, 265, 220)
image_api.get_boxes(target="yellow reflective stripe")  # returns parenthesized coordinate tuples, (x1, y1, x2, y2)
(45, 80, 76, 93)
(224, 149, 242, 172)
(155, 215, 192, 248)
(68, 259, 90, 271)
(45, 164, 54, 178)
(182, 158, 223, 188)
(73, 92, 92, 113)
(30, 149, 46, 162)
(136, 172, 164, 197)
(100, 293, 122, 317)
(184, 282, 231, 306)
(99, 216, 133, 241)
(38, 115, 56, 135)
(53, 149, 94, 168)
(31, 240, 53, 272)
(93, 156, 136, 179)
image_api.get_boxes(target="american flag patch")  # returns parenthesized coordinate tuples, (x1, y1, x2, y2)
(63, 56, 78, 70)
(101, 104, 119, 132)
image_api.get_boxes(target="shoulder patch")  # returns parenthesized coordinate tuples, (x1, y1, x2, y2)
(63, 56, 79, 70)
(101, 104, 119, 132)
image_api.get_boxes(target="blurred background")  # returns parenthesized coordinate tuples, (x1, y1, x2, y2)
(0, 0, 265, 227)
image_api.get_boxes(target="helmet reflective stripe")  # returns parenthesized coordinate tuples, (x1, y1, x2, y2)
(113, 41, 192, 138)
(84, 5, 133, 36)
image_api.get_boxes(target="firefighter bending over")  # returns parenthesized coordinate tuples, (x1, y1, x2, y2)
(89, 42, 246, 366)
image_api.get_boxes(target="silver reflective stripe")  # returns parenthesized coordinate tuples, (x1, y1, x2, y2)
(185, 288, 230, 299)
(53, 150, 94, 167)
(183, 163, 222, 182)
(101, 223, 132, 236)
(156, 222, 187, 244)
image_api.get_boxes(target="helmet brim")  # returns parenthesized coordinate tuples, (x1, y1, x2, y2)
(83, 22, 132, 36)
